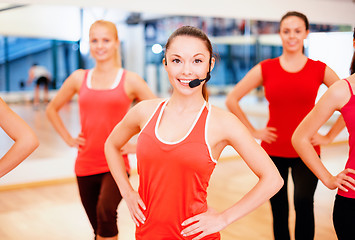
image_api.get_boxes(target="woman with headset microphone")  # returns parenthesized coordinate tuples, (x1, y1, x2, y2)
(105, 25, 283, 239)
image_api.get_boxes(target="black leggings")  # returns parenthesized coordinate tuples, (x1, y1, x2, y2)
(333, 194, 355, 240)
(77, 172, 127, 238)
(269, 156, 318, 240)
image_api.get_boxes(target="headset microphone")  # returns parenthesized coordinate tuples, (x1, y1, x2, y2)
(189, 72, 211, 88)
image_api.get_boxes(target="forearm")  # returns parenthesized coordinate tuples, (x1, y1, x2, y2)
(0, 134, 39, 177)
(221, 171, 283, 225)
(46, 106, 74, 146)
(226, 99, 255, 133)
(325, 115, 346, 142)
(293, 136, 334, 188)
(105, 139, 135, 197)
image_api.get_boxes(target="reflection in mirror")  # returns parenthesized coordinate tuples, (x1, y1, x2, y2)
(0, 8, 352, 96)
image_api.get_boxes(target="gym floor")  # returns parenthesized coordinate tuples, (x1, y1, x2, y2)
(0, 95, 347, 240)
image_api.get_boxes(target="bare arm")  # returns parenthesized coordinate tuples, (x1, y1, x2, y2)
(292, 80, 355, 191)
(225, 64, 277, 143)
(311, 115, 345, 146)
(105, 99, 161, 226)
(27, 68, 35, 84)
(217, 111, 283, 223)
(312, 66, 345, 145)
(0, 98, 39, 177)
(105, 104, 142, 196)
(120, 71, 157, 154)
(124, 71, 157, 102)
(225, 64, 263, 131)
(323, 65, 340, 87)
(182, 108, 283, 239)
(46, 70, 85, 147)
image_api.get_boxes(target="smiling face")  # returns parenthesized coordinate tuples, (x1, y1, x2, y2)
(164, 35, 214, 96)
(89, 22, 119, 63)
(279, 15, 309, 54)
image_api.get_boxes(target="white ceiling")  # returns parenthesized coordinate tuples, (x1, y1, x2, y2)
(0, 0, 354, 40)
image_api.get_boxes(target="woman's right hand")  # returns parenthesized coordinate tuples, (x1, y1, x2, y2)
(67, 132, 86, 149)
(125, 190, 146, 227)
(252, 127, 277, 143)
(326, 168, 355, 191)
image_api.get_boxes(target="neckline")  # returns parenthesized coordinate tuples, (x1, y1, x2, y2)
(155, 100, 207, 145)
(87, 68, 123, 90)
(278, 57, 309, 74)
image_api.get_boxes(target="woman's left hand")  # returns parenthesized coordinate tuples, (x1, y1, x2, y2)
(310, 133, 332, 146)
(180, 207, 227, 240)
(120, 142, 137, 155)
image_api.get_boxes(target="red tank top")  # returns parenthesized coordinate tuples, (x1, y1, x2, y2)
(76, 69, 132, 176)
(338, 79, 355, 198)
(136, 100, 220, 240)
(260, 57, 326, 157)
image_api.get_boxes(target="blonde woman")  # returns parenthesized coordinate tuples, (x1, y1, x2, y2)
(46, 20, 155, 240)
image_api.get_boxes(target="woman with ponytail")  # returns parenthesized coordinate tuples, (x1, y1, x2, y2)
(105, 25, 283, 240)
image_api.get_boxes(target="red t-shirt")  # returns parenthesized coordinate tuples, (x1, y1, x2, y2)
(75, 69, 132, 176)
(136, 100, 220, 240)
(261, 57, 326, 157)
(338, 79, 355, 198)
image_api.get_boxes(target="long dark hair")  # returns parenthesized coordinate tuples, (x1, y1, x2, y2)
(351, 28, 355, 75)
(164, 26, 213, 101)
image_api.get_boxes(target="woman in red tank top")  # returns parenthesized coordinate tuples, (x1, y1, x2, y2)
(226, 11, 342, 240)
(105, 26, 283, 240)
(293, 28, 355, 240)
(46, 20, 155, 240)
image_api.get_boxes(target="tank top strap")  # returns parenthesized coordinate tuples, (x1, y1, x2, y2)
(140, 99, 167, 134)
(111, 68, 125, 89)
(187, 102, 217, 163)
(344, 78, 354, 95)
(187, 102, 209, 139)
(79, 69, 90, 92)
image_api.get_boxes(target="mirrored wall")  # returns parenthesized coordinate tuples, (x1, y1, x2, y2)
(0, 8, 352, 96)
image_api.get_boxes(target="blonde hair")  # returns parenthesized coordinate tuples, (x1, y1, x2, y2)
(89, 20, 122, 68)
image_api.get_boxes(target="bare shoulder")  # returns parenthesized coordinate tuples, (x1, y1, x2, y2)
(0, 97, 9, 113)
(318, 79, 352, 110)
(326, 79, 351, 100)
(210, 104, 239, 120)
(128, 98, 165, 128)
(64, 69, 87, 90)
(323, 65, 340, 86)
(122, 69, 156, 101)
(69, 69, 86, 80)
(208, 105, 244, 133)
(124, 70, 144, 84)
(135, 98, 164, 108)
(245, 63, 262, 77)
(227, 63, 263, 99)
(132, 98, 165, 116)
